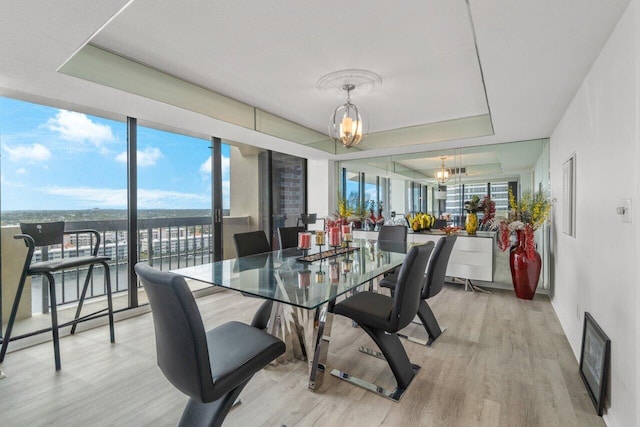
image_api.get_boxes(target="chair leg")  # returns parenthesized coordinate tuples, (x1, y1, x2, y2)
(0, 275, 28, 363)
(103, 263, 115, 343)
(250, 299, 273, 330)
(70, 264, 95, 335)
(70, 262, 115, 344)
(416, 299, 445, 346)
(178, 378, 250, 427)
(46, 274, 62, 371)
(332, 325, 420, 401)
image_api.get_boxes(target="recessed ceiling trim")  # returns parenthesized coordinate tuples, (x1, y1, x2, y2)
(59, 44, 256, 128)
(465, 0, 494, 135)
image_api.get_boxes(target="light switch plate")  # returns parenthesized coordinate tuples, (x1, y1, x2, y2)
(620, 198, 632, 223)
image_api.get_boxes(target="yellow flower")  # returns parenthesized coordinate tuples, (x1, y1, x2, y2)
(505, 189, 552, 231)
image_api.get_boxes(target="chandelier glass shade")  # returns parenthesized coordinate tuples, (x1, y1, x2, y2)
(329, 84, 367, 148)
(436, 157, 450, 184)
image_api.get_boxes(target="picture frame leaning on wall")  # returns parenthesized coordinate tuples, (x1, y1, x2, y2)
(579, 312, 611, 416)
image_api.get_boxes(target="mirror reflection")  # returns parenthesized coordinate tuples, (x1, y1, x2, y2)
(338, 138, 550, 289)
(339, 138, 549, 228)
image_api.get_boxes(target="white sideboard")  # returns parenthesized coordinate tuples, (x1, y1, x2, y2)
(353, 229, 495, 282)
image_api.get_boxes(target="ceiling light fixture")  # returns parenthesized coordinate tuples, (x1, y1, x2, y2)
(329, 84, 365, 148)
(436, 157, 450, 184)
(317, 69, 381, 149)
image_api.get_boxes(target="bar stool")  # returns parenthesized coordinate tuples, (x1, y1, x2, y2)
(0, 222, 115, 370)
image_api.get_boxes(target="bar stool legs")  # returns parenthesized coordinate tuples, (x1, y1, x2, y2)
(0, 265, 115, 371)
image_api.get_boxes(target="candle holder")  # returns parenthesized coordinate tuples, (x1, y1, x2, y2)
(297, 231, 312, 257)
(329, 260, 340, 284)
(298, 269, 311, 289)
(316, 261, 326, 284)
(328, 226, 342, 249)
(343, 233, 352, 248)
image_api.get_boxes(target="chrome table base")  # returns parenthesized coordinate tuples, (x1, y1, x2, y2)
(330, 363, 421, 402)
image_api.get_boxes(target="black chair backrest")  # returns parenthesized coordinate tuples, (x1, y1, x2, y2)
(277, 226, 304, 250)
(378, 225, 407, 242)
(299, 213, 317, 225)
(422, 235, 457, 299)
(135, 263, 215, 402)
(433, 219, 448, 229)
(20, 222, 65, 247)
(389, 242, 434, 331)
(233, 231, 271, 257)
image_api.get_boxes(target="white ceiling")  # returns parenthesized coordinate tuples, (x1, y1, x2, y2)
(0, 0, 631, 160)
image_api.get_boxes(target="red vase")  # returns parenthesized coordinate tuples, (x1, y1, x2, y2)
(509, 230, 541, 300)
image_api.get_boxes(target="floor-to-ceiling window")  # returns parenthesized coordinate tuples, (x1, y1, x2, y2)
(263, 151, 306, 248)
(135, 124, 213, 294)
(0, 95, 308, 346)
(0, 96, 127, 338)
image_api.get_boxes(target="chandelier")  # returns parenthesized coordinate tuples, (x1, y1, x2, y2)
(329, 84, 365, 148)
(436, 157, 450, 184)
(317, 69, 381, 149)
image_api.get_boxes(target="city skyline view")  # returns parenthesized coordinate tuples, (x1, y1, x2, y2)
(1, 96, 231, 212)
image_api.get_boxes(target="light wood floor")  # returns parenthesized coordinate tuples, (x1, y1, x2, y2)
(0, 283, 605, 427)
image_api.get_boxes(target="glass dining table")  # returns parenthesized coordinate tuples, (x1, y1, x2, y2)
(171, 238, 410, 391)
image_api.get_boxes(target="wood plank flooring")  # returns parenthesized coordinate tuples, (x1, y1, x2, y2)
(0, 283, 605, 427)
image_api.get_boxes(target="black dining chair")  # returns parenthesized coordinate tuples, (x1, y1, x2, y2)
(377, 225, 408, 243)
(233, 230, 274, 330)
(0, 222, 115, 370)
(277, 226, 304, 250)
(375, 225, 408, 285)
(379, 235, 457, 346)
(135, 263, 285, 427)
(330, 242, 434, 401)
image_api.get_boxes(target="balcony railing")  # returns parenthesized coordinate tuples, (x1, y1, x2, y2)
(31, 217, 214, 312)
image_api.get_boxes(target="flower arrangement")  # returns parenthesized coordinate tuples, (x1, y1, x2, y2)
(464, 195, 481, 213)
(495, 189, 552, 259)
(480, 195, 495, 228)
(333, 193, 368, 226)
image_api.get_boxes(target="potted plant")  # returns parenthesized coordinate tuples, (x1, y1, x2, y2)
(494, 189, 552, 299)
(463, 195, 481, 235)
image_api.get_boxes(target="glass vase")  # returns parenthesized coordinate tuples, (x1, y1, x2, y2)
(465, 212, 478, 235)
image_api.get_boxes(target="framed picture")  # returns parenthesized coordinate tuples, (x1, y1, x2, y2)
(562, 154, 576, 236)
(579, 312, 610, 416)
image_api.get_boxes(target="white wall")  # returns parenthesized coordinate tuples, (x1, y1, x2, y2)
(550, 2, 638, 426)
(230, 146, 260, 227)
(390, 179, 406, 215)
(307, 159, 335, 228)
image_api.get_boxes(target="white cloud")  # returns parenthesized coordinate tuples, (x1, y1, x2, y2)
(3, 143, 51, 162)
(199, 156, 211, 174)
(44, 187, 127, 207)
(16, 168, 27, 175)
(46, 110, 114, 146)
(115, 147, 163, 167)
(138, 189, 209, 208)
(42, 186, 209, 209)
(138, 147, 163, 167)
(199, 154, 230, 177)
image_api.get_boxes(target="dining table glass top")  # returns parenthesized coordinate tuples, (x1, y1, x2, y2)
(171, 239, 411, 310)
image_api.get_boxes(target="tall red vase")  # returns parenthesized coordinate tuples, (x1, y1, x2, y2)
(509, 230, 541, 300)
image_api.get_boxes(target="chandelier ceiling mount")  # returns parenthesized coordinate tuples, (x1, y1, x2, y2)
(318, 69, 381, 149)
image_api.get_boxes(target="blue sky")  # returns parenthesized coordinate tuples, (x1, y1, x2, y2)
(1, 96, 230, 210)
